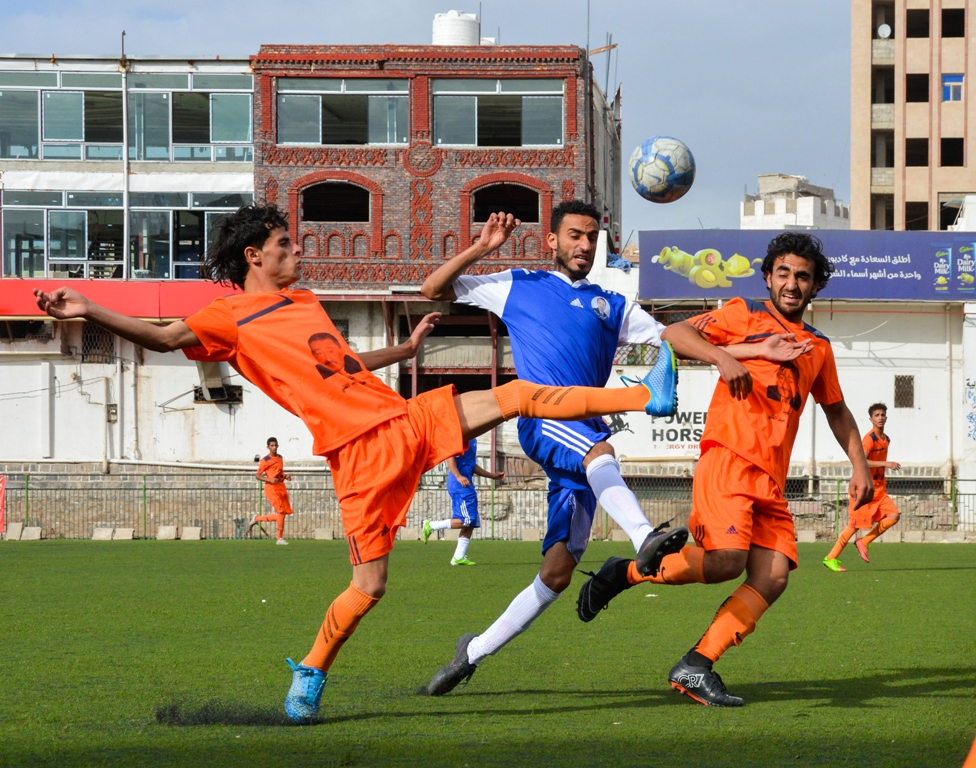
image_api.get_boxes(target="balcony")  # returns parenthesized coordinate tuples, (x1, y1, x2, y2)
(872, 39, 895, 62)
(871, 104, 895, 128)
(871, 167, 895, 192)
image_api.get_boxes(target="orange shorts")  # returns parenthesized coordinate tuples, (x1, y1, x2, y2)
(326, 385, 464, 565)
(264, 485, 294, 515)
(849, 489, 898, 530)
(689, 445, 798, 569)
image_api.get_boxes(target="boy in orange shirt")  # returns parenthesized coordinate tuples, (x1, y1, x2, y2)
(824, 403, 901, 571)
(251, 437, 294, 545)
(34, 204, 682, 724)
(576, 232, 873, 707)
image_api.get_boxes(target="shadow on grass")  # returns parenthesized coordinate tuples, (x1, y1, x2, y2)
(155, 700, 297, 727)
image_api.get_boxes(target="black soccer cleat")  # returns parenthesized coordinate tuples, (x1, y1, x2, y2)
(634, 522, 689, 578)
(426, 633, 478, 696)
(668, 655, 745, 707)
(576, 556, 634, 623)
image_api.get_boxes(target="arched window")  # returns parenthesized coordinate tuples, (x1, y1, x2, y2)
(301, 182, 370, 222)
(473, 183, 539, 223)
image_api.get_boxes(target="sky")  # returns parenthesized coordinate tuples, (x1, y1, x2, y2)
(0, 0, 852, 234)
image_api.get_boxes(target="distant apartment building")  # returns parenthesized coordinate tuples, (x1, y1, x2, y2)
(740, 174, 850, 229)
(851, 0, 976, 230)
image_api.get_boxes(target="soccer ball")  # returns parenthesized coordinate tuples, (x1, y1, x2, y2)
(629, 136, 696, 203)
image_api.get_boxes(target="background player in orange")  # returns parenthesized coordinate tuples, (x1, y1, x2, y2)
(250, 437, 294, 545)
(33, 204, 679, 724)
(575, 231, 873, 707)
(824, 402, 901, 571)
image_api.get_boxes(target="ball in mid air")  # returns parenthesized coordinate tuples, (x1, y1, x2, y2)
(629, 136, 696, 203)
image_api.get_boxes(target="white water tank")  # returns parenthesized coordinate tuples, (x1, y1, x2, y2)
(433, 10, 480, 46)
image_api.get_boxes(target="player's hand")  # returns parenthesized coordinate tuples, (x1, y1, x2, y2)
(848, 468, 874, 510)
(406, 312, 441, 355)
(756, 333, 813, 363)
(34, 287, 90, 320)
(283, 473, 292, 481)
(715, 355, 753, 400)
(458, 477, 471, 488)
(478, 212, 520, 253)
(886, 461, 900, 471)
(492, 471, 505, 481)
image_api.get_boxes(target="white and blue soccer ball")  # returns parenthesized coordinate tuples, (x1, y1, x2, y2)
(629, 136, 696, 204)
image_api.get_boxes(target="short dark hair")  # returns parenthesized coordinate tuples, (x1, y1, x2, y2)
(551, 200, 600, 234)
(761, 231, 835, 293)
(267, 436, 278, 445)
(202, 204, 289, 290)
(308, 333, 341, 347)
(868, 402, 887, 416)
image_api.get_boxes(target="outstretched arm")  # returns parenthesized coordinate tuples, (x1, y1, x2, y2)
(473, 465, 504, 481)
(822, 400, 874, 510)
(359, 312, 441, 371)
(421, 212, 520, 301)
(726, 334, 813, 363)
(662, 320, 754, 400)
(34, 287, 199, 352)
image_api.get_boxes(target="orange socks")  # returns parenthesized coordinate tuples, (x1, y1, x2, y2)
(695, 583, 769, 663)
(626, 546, 706, 586)
(492, 380, 649, 421)
(861, 515, 898, 547)
(302, 584, 380, 672)
(826, 525, 857, 561)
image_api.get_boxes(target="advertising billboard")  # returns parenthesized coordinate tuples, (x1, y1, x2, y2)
(638, 230, 976, 301)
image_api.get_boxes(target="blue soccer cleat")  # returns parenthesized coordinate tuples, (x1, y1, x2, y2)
(621, 340, 678, 417)
(284, 657, 327, 724)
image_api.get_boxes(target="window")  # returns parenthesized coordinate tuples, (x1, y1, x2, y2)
(906, 73, 929, 102)
(301, 183, 370, 222)
(872, 66, 895, 103)
(872, 130, 894, 167)
(1, 320, 52, 342)
(905, 202, 929, 230)
(473, 184, 540, 222)
(173, 92, 252, 157)
(174, 211, 205, 279)
(2, 210, 45, 277)
(432, 79, 564, 147)
(905, 137, 928, 166)
(0, 90, 39, 158)
(943, 74, 964, 101)
(129, 211, 171, 279)
(81, 324, 115, 364)
(906, 8, 929, 37)
(943, 8, 965, 37)
(276, 78, 408, 146)
(894, 375, 915, 407)
(129, 92, 170, 160)
(871, 193, 894, 230)
(942, 137, 964, 166)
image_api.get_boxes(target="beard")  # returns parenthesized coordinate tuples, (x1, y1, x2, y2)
(555, 246, 592, 281)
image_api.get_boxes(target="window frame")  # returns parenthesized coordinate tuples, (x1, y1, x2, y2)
(943, 73, 964, 102)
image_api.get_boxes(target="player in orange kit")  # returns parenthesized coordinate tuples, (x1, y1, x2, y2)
(250, 437, 294, 545)
(33, 204, 682, 724)
(575, 231, 874, 707)
(824, 403, 901, 571)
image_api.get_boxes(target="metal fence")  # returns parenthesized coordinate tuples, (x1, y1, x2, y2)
(1, 472, 973, 541)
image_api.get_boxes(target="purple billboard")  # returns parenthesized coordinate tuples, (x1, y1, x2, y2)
(638, 230, 975, 301)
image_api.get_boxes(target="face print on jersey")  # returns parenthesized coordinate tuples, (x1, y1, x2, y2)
(308, 333, 364, 380)
(591, 296, 610, 320)
(765, 361, 803, 414)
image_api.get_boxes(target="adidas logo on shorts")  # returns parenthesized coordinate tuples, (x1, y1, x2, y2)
(570, 298, 584, 308)
(725, 525, 738, 535)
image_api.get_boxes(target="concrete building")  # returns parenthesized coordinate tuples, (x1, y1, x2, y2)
(851, 0, 976, 230)
(740, 174, 850, 229)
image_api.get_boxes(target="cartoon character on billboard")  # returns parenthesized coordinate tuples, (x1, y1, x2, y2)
(653, 246, 762, 290)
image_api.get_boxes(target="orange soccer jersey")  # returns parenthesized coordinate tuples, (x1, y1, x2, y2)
(258, 454, 293, 515)
(849, 429, 898, 528)
(863, 430, 890, 494)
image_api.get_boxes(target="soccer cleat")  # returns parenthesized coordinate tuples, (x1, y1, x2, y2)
(276, 538, 289, 546)
(621, 340, 678, 417)
(426, 633, 478, 696)
(451, 557, 475, 566)
(855, 538, 870, 563)
(668, 655, 745, 707)
(823, 557, 846, 573)
(634, 521, 689, 578)
(284, 658, 327, 724)
(422, 520, 433, 544)
(576, 556, 633, 622)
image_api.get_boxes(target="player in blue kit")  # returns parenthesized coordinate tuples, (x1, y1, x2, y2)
(420, 200, 811, 695)
(423, 438, 505, 565)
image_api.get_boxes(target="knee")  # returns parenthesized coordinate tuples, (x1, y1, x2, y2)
(583, 441, 615, 467)
(539, 567, 572, 594)
(889, 513, 901, 523)
(359, 581, 386, 600)
(761, 572, 789, 603)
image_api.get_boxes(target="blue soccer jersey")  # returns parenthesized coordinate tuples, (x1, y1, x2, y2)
(447, 438, 478, 495)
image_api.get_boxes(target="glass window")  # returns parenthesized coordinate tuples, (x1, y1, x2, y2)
(87, 210, 125, 267)
(84, 91, 123, 143)
(131, 192, 189, 207)
(130, 210, 171, 278)
(277, 94, 320, 143)
(173, 92, 210, 144)
(42, 144, 82, 159)
(432, 79, 498, 93)
(62, 73, 122, 89)
(344, 79, 409, 92)
(211, 94, 251, 143)
(192, 192, 253, 208)
(0, 72, 57, 87)
(3, 209, 45, 277)
(173, 146, 212, 161)
(478, 95, 521, 146)
(215, 145, 252, 162)
(302, 182, 370, 221)
(367, 95, 408, 144)
(277, 78, 342, 92)
(43, 91, 84, 141)
(0, 90, 39, 159)
(521, 96, 562, 145)
(129, 92, 170, 160)
(434, 96, 477, 145)
(175, 210, 205, 279)
(321, 94, 368, 144)
(192, 74, 252, 91)
(943, 74, 964, 101)
(67, 191, 124, 207)
(49, 210, 87, 260)
(3, 190, 62, 206)
(86, 145, 124, 160)
(500, 79, 564, 93)
(129, 73, 189, 90)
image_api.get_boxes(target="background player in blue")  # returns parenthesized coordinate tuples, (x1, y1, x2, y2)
(419, 201, 811, 695)
(422, 438, 505, 566)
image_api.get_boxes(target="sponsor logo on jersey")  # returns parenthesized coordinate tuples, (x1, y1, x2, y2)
(570, 298, 584, 308)
(725, 525, 738, 535)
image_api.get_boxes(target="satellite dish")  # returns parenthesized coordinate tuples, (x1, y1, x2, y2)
(878, 23, 892, 39)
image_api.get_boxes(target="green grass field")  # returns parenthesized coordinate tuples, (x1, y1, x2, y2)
(0, 540, 974, 767)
